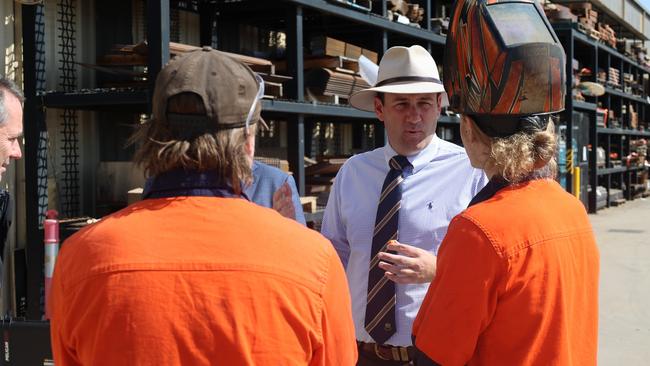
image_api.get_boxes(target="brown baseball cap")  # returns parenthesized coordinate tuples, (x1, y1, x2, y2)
(152, 46, 267, 137)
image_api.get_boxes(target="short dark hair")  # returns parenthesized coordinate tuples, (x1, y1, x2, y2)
(0, 76, 24, 125)
(376, 92, 385, 104)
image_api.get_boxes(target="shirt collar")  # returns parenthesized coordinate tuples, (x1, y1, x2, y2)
(383, 134, 440, 175)
(467, 176, 509, 207)
(143, 169, 250, 200)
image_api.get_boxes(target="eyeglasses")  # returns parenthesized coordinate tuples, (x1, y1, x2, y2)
(244, 73, 265, 131)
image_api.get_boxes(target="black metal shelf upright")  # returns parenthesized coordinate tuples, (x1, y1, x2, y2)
(21, 0, 455, 319)
(553, 22, 650, 213)
(22, 3, 46, 321)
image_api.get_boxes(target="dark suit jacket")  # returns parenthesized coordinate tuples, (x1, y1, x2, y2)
(245, 161, 306, 225)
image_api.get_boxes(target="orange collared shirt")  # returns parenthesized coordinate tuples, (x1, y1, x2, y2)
(413, 179, 599, 365)
(50, 196, 357, 366)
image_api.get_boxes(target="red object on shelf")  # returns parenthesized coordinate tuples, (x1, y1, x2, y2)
(44, 209, 59, 320)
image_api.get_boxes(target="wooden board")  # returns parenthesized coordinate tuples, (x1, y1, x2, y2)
(257, 72, 293, 83)
(305, 68, 370, 98)
(303, 56, 360, 73)
(305, 157, 348, 176)
(310, 36, 378, 63)
(264, 81, 283, 98)
(300, 196, 318, 213)
(310, 36, 346, 57)
(97, 54, 147, 66)
(344, 43, 362, 60)
(132, 41, 276, 73)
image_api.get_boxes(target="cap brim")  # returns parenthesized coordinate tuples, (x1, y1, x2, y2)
(349, 81, 449, 112)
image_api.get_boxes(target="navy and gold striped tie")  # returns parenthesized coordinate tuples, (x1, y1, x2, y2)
(365, 155, 412, 344)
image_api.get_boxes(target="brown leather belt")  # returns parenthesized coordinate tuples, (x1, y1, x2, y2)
(357, 341, 415, 362)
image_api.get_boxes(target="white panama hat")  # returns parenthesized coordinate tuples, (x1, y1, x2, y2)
(349, 45, 449, 112)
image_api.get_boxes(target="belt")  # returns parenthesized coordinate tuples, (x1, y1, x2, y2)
(357, 341, 414, 362)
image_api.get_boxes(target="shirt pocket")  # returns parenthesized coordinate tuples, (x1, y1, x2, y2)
(398, 201, 437, 253)
(428, 201, 453, 255)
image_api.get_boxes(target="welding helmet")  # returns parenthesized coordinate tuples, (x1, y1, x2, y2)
(444, 0, 566, 137)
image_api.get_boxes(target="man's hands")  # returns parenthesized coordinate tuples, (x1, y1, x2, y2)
(272, 181, 296, 220)
(378, 241, 437, 284)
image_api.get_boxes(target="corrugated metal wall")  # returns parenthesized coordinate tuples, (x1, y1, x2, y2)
(624, 0, 643, 31)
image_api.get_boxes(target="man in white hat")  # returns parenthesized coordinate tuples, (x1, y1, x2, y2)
(321, 45, 487, 365)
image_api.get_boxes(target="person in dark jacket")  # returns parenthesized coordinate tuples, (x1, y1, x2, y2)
(0, 76, 24, 279)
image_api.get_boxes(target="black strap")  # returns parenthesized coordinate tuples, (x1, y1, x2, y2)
(166, 113, 247, 140)
(375, 76, 442, 87)
(0, 190, 11, 261)
(473, 114, 550, 138)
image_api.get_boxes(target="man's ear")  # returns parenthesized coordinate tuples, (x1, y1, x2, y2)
(461, 115, 474, 142)
(374, 96, 385, 122)
(465, 116, 491, 146)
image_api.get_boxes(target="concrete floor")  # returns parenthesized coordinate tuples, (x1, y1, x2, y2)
(590, 197, 650, 365)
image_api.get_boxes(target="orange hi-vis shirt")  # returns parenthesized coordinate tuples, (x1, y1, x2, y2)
(413, 179, 599, 366)
(50, 196, 357, 366)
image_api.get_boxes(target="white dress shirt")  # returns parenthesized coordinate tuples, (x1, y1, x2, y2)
(321, 135, 488, 346)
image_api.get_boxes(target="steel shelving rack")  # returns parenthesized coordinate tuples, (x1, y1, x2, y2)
(21, 0, 456, 319)
(553, 22, 649, 213)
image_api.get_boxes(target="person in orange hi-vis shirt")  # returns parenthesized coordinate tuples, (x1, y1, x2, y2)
(49, 47, 357, 366)
(412, 0, 600, 365)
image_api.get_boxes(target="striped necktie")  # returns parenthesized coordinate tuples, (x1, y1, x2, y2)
(365, 155, 412, 344)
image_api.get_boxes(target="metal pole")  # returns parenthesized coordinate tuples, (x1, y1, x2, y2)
(286, 5, 305, 195)
(147, 0, 170, 103)
(22, 3, 46, 320)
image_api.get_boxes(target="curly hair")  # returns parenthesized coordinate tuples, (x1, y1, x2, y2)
(489, 118, 557, 183)
(131, 93, 255, 194)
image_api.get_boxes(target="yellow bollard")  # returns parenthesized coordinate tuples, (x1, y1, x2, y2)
(573, 166, 581, 199)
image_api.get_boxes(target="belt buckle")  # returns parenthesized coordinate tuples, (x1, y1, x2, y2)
(399, 347, 410, 361)
(374, 343, 392, 361)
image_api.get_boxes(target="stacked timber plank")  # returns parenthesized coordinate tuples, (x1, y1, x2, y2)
(607, 67, 620, 88)
(305, 157, 347, 195)
(570, 2, 599, 40)
(94, 41, 291, 99)
(545, 2, 620, 50)
(305, 68, 370, 104)
(92, 44, 148, 88)
(597, 23, 617, 48)
(387, 0, 425, 26)
(305, 36, 375, 104)
(623, 73, 636, 94)
(615, 38, 650, 68)
(310, 36, 378, 63)
(544, 3, 577, 23)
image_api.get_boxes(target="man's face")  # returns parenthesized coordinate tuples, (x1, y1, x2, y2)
(374, 93, 442, 156)
(0, 93, 23, 180)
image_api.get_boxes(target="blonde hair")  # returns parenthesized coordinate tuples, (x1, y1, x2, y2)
(489, 118, 557, 183)
(131, 93, 255, 194)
